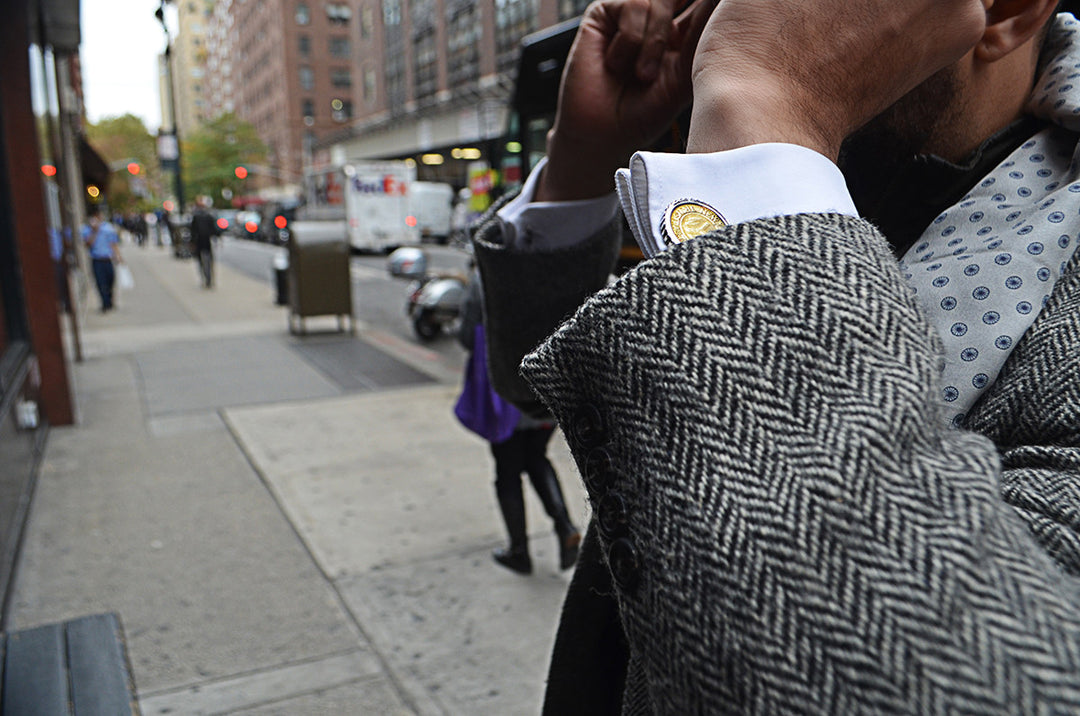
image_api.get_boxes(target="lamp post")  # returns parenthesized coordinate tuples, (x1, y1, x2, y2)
(156, 2, 185, 212)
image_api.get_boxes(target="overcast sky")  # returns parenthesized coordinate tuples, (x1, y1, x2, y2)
(80, 0, 178, 131)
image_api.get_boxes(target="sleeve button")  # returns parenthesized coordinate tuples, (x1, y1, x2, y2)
(607, 538, 640, 592)
(598, 492, 629, 540)
(584, 447, 616, 494)
(570, 404, 606, 450)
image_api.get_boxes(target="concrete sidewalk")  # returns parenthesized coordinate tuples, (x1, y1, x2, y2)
(7, 241, 588, 715)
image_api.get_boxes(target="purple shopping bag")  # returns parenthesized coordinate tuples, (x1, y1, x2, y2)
(454, 324, 520, 443)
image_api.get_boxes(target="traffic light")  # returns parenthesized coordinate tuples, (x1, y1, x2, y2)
(127, 162, 141, 175)
(234, 166, 248, 179)
(41, 164, 57, 177)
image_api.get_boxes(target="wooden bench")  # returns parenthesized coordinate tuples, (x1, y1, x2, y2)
(1, 613, 138, 715)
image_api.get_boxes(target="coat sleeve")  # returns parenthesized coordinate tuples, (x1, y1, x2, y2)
(521, 212, 1080, 714)
(471, 205, 621, 417)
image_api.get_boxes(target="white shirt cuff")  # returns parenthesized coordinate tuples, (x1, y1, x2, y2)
(496, 157, 620, 251)
(616, 144, 858, 257)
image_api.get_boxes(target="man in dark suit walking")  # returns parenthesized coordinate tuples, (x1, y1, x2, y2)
(189, 196, 220, 289)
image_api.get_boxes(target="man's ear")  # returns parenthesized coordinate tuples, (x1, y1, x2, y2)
(977, 0, 1060, 62)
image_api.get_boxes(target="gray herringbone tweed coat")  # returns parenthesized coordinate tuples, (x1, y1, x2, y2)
(475, 211, 1080, 713)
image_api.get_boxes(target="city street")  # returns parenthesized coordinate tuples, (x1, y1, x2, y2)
(217, 237, 472, 374)
(7, 240, 589, 714)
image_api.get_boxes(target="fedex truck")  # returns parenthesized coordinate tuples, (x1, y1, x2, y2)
(341, 161, 420, 252)
(302, 161, 455, 251)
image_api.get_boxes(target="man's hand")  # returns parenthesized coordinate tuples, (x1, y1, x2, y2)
(537, 0, 717, 201)
(687, 0, 987, 160)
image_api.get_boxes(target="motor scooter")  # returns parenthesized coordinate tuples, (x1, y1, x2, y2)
(387, 247, 468, 341)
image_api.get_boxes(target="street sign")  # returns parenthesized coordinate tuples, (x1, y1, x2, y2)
(157, 133, 179, 161)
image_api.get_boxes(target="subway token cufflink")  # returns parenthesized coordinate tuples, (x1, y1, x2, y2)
(659, 199, 727, 246)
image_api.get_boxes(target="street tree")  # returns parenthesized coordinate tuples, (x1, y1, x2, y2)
(85, 113, 162, 212)
(182, 112, 267, 209)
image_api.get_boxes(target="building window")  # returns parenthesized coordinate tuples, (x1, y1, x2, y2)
(412, 0, 437, 100)
(360, 6, 374, 39)
(384, 0, 405, 111)
(329, 36, 351, 58)
(447, 1, 479, 87)
(495, 0, 536, 73)
(327, 3, 351, 24)
(383, 0, 401, 26)
(300, 66, 314, 90)
(296, 2, 310, 24)
(413, 28, 437, 100)
(302, 99, 314, 118)
(330, 68, 351, 88)
(363, 68, 376, 104)
(299, 35, 310, 56)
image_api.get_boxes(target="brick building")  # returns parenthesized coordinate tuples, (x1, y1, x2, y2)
(323, 0, 591, 188)
(191, 0, 590, 194)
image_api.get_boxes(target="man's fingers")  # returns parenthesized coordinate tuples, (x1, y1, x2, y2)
(634, 0, 679, 81)
(603, 0, 651, 78)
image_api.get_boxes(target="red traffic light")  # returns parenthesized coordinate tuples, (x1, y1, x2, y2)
(216, 218, 229, 230)
(234, 166, 248, 179)
(127, 162, 141, 175)
(41, 164, 57, 177)
(274, 215, 287, 229)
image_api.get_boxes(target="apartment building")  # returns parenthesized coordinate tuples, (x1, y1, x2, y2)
(189, 0, 591, 193)
(172, 0, 216, 138)
(325, 0, 592, 188)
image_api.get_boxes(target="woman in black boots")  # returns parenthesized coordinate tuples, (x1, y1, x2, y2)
(489, 414, 582, 574)
(456, 270, 581, 574)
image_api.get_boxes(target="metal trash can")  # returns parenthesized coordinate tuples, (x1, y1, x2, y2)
(272, 251, 289, 306)
(286, 221, 354, 334)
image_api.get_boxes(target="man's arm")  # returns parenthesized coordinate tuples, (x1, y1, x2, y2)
(475, 0, 715, 411)
(522, 214, 1080, 711)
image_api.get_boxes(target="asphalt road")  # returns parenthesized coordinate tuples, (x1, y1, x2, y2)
(215, 236, 471, 371)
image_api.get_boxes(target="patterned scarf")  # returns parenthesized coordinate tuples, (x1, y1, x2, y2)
(901, 13, 1080, 427)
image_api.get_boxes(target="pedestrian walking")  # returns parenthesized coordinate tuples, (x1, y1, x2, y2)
(454, 273, 581, 575)
(189, 196, 220, 288)
(83, 205, 123, 312)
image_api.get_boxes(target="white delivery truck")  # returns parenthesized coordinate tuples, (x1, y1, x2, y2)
(408, 181, 454, 243)
(341, 161, 420, 252)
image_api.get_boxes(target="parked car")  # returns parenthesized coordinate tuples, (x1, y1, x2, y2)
(234, 210, 262, 241)
(258, 200, 300, 245)
(215, 209, 239, 234)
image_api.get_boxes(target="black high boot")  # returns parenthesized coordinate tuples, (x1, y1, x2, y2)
(493, 480, 532, 575)
(528, 463, 581, 570)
